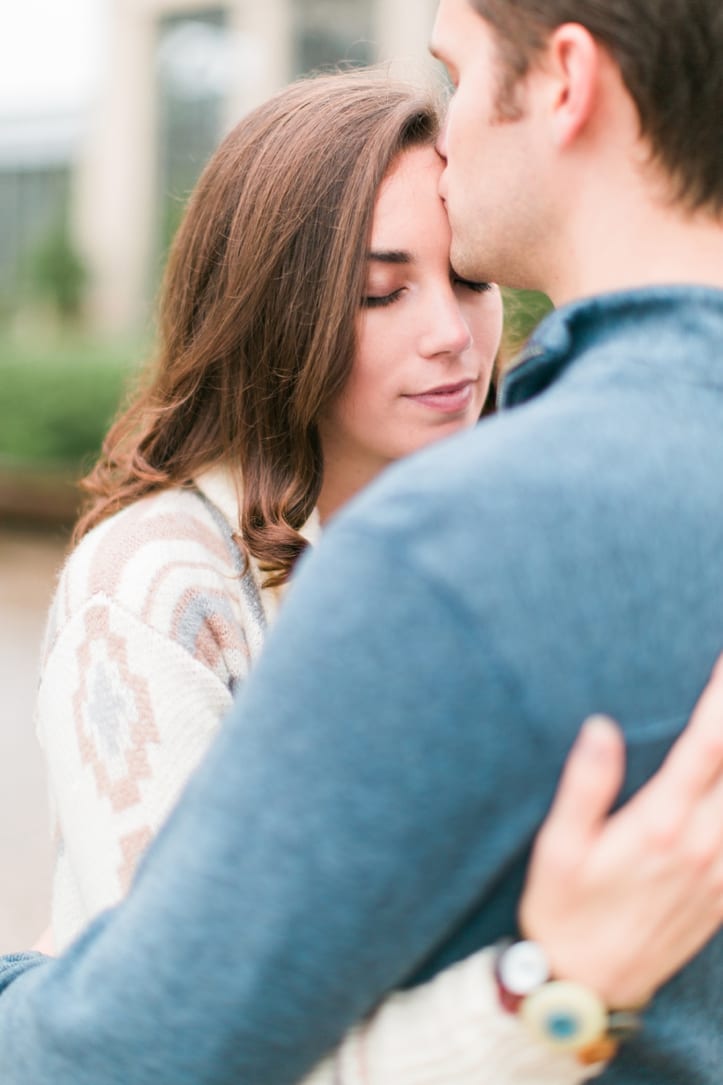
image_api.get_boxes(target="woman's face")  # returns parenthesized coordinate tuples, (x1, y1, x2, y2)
(319, 144, 504, 495)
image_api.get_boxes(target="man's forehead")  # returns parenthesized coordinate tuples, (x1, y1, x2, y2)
(430, 0, 479, 63)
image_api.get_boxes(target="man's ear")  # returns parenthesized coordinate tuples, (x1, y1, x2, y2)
(543, 23, 601, 147)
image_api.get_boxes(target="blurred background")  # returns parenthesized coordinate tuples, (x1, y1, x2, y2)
(0, 0, 551, 951)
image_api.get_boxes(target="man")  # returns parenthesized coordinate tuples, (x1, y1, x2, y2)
(1, 2, 722, 1081)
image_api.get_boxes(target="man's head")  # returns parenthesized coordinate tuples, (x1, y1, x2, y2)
(431, 0, 723, 297)
(468, 0, 723, 214)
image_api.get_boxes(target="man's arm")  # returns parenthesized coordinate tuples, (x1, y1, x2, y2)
(2, 523, 528, 1084)
(1, 518, 721, 1085)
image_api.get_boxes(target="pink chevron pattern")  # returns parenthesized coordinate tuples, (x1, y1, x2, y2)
(41, 471, 287, 948)
(72, 604, 160, 813)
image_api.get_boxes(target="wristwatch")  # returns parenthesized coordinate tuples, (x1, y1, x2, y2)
(494, 940, 643, 1065)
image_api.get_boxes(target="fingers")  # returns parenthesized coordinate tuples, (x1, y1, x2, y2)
(654, 655, 723, 801)
(521, 685, 723, 1008)
(543, 715, 626, 846)
(622, 655, 723, 841)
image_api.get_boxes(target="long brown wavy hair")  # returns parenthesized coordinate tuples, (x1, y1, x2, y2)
(76, 70, 443, 585)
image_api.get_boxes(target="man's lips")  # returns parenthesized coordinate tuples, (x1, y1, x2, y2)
(404, 379, 476, 414)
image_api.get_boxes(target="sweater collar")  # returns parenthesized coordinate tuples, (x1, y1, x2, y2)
(192, 463, 321, 546)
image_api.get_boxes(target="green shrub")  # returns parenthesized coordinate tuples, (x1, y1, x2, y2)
(0, 336, 142, 471)
(28, 221, 88, 321)
(501, 288, 554, 359)
(0, 291, 554, 474)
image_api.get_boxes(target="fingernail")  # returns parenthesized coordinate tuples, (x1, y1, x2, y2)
(579, 714, 618, 757)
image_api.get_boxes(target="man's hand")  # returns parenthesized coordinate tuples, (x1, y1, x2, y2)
(520, 657, 723, 1008)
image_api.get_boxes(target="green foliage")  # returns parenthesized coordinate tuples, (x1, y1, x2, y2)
(501, 288, 554, 359)
(0, 336, 141, 470)
(0, 292, 554, 473)
(28, 220, 88, 321)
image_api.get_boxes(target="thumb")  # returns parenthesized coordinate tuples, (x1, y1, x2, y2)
(544, 716, 626, 845)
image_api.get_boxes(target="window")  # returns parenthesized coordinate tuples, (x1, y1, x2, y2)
(154, 8, 230, 257)
(0, 161, 71, 313)
(292, 0, 375, 77)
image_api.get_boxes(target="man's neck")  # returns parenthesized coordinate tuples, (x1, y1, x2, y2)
(543, 187, 723, 309)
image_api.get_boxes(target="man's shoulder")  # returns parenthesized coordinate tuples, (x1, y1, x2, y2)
(334, 389, 619, 551)
(341, 343, 718, 547)
(319, 368, 720, 649)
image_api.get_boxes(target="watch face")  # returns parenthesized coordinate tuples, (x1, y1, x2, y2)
(498, 940, 550, 996)
(521, 981, 608, 1053)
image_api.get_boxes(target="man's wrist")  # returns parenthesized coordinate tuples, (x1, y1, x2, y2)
(494, 940, 644, 1066)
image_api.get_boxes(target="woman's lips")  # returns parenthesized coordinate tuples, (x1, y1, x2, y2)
(405, 379, 475, 414)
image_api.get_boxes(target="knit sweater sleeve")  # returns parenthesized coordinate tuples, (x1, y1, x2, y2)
(38, 592, 235, 948)
(36, 489, 257, 949)
(301, 948, 602, 1085)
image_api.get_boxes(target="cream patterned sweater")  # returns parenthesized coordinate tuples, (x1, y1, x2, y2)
(36, 464, 598, 1085)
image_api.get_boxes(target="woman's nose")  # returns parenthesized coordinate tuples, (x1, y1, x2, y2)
(418, 290, 473, 359)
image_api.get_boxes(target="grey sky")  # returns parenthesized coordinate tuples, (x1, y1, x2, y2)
(0, 0, 106, 118)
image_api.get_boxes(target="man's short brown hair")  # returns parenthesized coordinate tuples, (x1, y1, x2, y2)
(471, 0, 723, 214)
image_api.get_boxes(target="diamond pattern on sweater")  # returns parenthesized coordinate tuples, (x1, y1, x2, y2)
(73, 604, 159, 813)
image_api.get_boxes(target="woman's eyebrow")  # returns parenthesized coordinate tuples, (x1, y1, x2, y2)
(367, 250, 413, 264)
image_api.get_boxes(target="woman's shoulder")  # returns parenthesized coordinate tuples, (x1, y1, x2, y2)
(46, 486, 248, 647)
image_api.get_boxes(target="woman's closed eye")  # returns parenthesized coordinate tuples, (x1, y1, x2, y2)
(362, 288, 406, 309)
(452, 276, 493, 294)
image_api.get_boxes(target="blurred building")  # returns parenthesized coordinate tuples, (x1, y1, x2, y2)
(0, 0, 440, 336)
(0, 116, 75, 318)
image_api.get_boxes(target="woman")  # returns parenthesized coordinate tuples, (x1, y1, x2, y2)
(35, 70, 720, 1083)
(40, 71, 502, 944)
